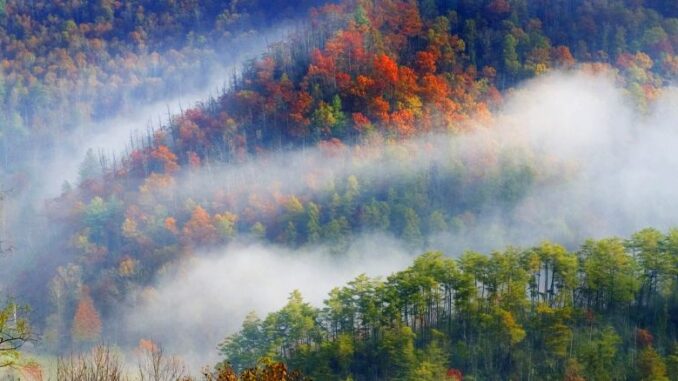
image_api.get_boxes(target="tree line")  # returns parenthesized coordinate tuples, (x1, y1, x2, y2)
(220, 228, 678, 380)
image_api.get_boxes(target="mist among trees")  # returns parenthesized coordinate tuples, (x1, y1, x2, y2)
(0, 0, 677, 379)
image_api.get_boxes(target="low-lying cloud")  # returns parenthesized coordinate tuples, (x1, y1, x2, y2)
(37, 25, 295, 199)
(119, 70, 678, 372)
(430, 71, 678, 252)
(0, 23, 296, 290)
(122, 235, 413, 370)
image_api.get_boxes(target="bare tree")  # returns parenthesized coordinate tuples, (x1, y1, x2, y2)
(57, 345, 126, 381)
(138, 343, 188, 381)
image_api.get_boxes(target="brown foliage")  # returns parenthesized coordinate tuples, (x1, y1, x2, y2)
(203, 362, 309, 381)
(636, 328, 654, 348)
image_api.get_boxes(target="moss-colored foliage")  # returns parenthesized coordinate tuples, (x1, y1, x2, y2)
(221, 229, 678, 380)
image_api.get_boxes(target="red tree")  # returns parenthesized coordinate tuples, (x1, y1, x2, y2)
(72, 289, 102, 343)
(183, 205, 217, 244)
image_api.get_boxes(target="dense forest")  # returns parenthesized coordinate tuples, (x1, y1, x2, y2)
(220, 228, 678, 380)
(0, 0, 677, 379)
(0, 0, 324, 171)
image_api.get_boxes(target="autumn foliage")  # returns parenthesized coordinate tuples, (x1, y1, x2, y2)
(71, 289, 102, 344)
(5, 0, 676, 371)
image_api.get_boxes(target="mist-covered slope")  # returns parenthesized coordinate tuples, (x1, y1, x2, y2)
(0, 0, 677, 379)
(0, 0, 324, 174)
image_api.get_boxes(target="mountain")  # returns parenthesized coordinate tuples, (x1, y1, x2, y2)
(0, 0, 324, 172)
(0, 0, 677, 378)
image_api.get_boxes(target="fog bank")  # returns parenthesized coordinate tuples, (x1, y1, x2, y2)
(121, 71, 678, 371)
(431, 71, 678, 252)
(123, 235, 412, 370)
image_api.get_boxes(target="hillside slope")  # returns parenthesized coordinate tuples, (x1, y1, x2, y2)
(2, 0, 677, 359)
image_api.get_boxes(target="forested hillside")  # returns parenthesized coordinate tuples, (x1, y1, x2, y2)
(220, 228, 678, 380)
(0, 0, 677, 379)
(0, 0, 323, 171)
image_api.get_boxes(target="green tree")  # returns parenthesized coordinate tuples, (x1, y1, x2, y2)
(0, 301, 32, 368)
(415, 329, 450, 380)
(250, 222, 267, 239)
(579, 327, 621, 381)
(354, 4, 369, 26)
(265, 291, 320, 360)
(305, 202, 321, 244)
(361, 199, 390, 231)
(323, 217, 349, 253)
(79, 148, 102, 184)
(282, 221, 298, 246)
(220, 312, 269, 373)
(579, 238, 639, 311)
(528, 242, 577, 306)
(637, 346, 669, 381)
(401, 208, 422, 246)
(381, 325, 416, 380)
(427, 211, 447, 234)
(503, 34, 522, 81)
(312, 96, 346, 138)
(628, 228, 672, 301)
